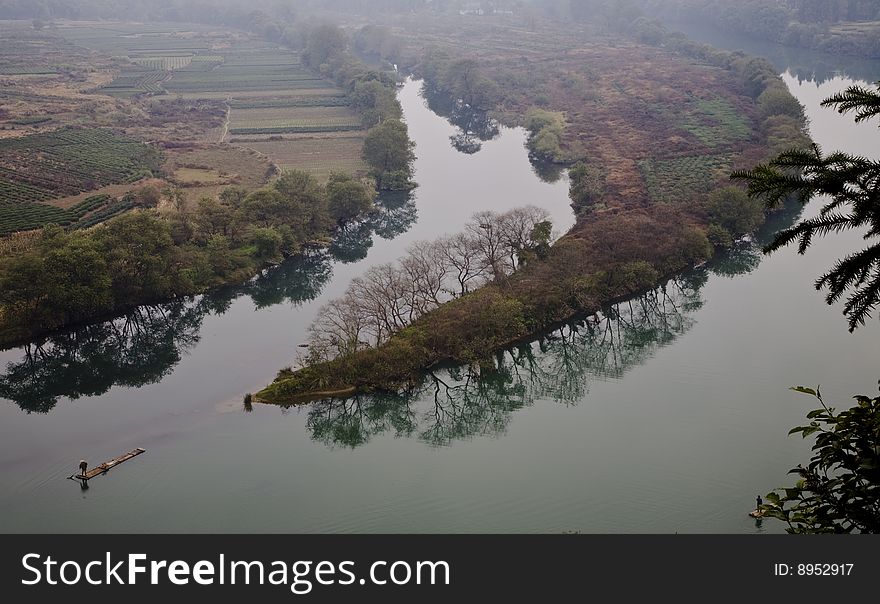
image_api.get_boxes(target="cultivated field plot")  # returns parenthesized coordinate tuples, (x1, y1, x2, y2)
(229, 94, 349, 109)
(163, 145, 272, 187)
(163, 42, 330, 95)
(829, 20, 880, 35)
(677, 97, 753, 146)
(53, 22, 220, 98)
(0, 193, 143, 236)
(0, 23, 91, 75)
(54, 21, 218, 55)
(131, 55, 193, 71)
(241, 136, 367, 182)
(0, 20, 369, 234)
(0, 127, 161, 203)
(228, 106, 362, 135)
(162, 144, 274, 206)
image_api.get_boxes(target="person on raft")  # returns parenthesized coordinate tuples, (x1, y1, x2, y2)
(755, 495, 763, 509)
(79, 459, 88, 477)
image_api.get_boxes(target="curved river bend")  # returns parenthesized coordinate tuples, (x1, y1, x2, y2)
(0, 45, 878, 532)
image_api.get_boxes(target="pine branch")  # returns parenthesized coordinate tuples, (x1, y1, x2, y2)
(821, 83, 880, 125)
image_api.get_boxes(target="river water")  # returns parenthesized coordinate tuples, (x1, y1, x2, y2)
(0, 34, 878, 533)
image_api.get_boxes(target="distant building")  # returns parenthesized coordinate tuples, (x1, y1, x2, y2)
(459, 3, 515, 17)
(459, 4, 485, 16)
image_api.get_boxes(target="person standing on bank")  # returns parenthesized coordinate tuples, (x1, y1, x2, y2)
(79, 459, 87, 477)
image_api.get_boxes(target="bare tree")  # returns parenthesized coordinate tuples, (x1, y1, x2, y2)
(400, 240, 450, 312)
(497, 205, 551, 271)
(308, 292, 367, 361)
(438, 232, 487, 297)
(466, 210, 511, 281)
(305, 207, 555, 363)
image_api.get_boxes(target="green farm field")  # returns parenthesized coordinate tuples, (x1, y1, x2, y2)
(0, 127, 162, 203)
(227, 106, 362, 135)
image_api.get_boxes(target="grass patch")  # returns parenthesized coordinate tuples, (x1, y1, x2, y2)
(173, 167, 224, 184)
(679, 97, 753, 145)
(638, 153, 733, 203)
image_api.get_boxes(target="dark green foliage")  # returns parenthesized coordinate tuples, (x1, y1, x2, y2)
(350, 77, 402, 127)
(759, 385, 880, 533)
(523, 108, 566, 163)
(249, 227, 283, 259)
(706, 186, 765, 238)
(418, 51, 500, 112)
(362, 119, 416, 190)
(258, 206, 714, 404)
(757, 87, 806, 121)
(822, 83, 880, 123)
(304, 24, 347, 69)
(327, 173, 374, 225)
(732, 82, 880, 330)
(0, 168, 376, 345)
(706, 223, 735, 249)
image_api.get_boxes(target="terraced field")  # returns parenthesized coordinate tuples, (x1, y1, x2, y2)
(0, 127, 162, 203)
(0, 193, 142, 236)
(0, 21, 370, 237)
(56, 22, 366, 180)
(228, 106, 362, 135)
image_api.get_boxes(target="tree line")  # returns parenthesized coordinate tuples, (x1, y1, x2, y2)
(307, 206, 553, 362)
(635, 0, 880, 58)
(0, 171, 374, 347)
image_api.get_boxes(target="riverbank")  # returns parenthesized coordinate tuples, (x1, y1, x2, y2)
(256, 17, 812, 405)
(256, 209, 711, 404)
(643, 5, 880, 60)
(0, 25, 413, 350)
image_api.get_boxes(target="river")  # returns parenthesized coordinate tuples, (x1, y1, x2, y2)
(0, 33, 878, 533)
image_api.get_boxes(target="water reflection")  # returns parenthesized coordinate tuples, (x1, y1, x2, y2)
(0, 303, 204, 414)
(667, 19, 880, 84)
(303, 270, 710, 449)
(0, 191, 417, 412)
(329, 190, 418, 263)
(300, 197, 812, 451)
(422, 84, 501, 155)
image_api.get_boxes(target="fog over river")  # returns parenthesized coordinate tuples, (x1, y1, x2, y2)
(1, 32, 878, 533)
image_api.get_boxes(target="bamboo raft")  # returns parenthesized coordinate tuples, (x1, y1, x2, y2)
(67, 448, 146, 481)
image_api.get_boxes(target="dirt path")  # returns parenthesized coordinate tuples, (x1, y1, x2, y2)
(219, 96, 231, 143)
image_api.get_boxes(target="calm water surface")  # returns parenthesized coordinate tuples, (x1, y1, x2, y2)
(0, 42, 878, 532)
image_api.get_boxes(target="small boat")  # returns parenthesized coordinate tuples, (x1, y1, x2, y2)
(68, 448, 146, 482)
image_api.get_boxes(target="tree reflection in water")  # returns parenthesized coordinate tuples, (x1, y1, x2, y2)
(304, 272, 711, 449)
(330, 190, 418, 263)
(1, 191, 417, 413)
(0, 303, 205, 413)
(422, 84, 500, 155)
(0, 192, 797, 417)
